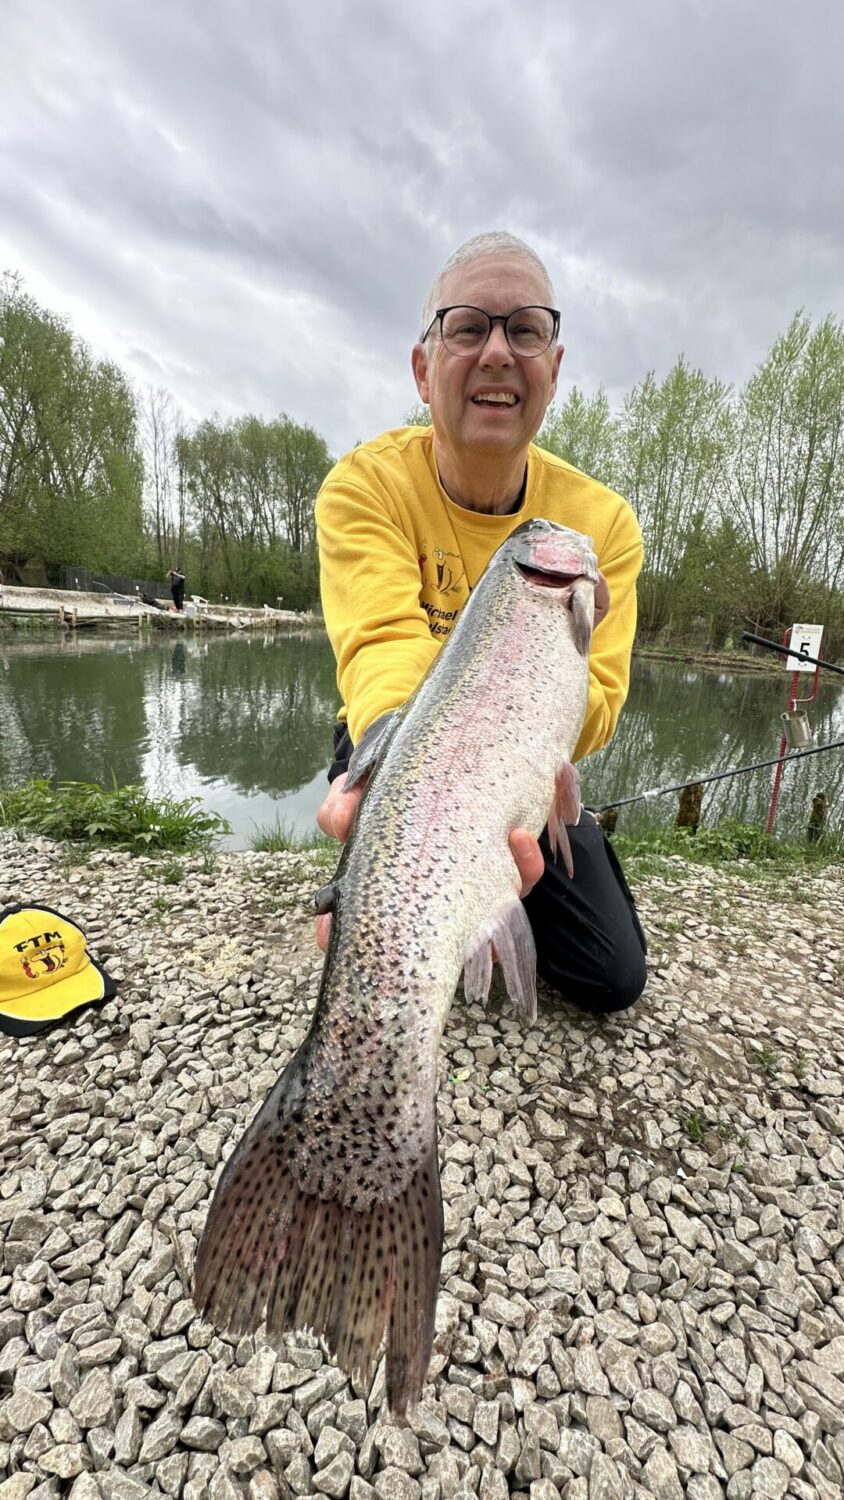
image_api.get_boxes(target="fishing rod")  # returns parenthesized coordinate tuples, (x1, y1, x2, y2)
(590, 629, 844, 813)
(741, 631, 844, 677)
(589, 737, 844, 814)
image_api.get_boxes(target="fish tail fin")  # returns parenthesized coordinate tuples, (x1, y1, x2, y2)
(193, 1066, 443, 1418)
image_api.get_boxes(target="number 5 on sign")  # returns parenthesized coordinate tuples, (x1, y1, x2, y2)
(785, 624, 824, 673)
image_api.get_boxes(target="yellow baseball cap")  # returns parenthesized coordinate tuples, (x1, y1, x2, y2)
(0, 905, 117, 1037)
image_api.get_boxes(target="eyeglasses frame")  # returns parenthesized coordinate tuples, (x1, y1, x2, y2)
(421, 304, 561, 358)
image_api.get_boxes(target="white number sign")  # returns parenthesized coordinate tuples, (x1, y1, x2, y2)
(786, 624, 824, 673)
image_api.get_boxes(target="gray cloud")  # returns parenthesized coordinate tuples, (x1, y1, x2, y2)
(2, 0, 842, 456)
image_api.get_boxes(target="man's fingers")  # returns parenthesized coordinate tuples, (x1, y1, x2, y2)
(316, 913, 332, 953)
(315, 773, 346, 839)
(316, 772, 364, 844)
(594, 570, 610, 628)
(509, 827, 545, 898)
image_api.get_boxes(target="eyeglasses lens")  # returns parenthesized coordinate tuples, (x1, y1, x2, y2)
(440, 307, 556, 357)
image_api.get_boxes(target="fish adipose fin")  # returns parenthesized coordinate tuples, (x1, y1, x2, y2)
(345, 709, 402, 792)
(193, 1058, 443, 1418)
(547, 760, 581, 877)
(463, 899, 537, 1024)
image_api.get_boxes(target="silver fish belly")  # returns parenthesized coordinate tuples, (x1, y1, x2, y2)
(194, 518, 598, 1414)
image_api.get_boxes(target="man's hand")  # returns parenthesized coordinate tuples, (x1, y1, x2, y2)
(315, 771, 360, 844)
(594, 570, 610, 628)
(314, 774, 545, 953)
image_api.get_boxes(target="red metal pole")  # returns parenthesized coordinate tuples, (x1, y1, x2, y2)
(766, 727, 791, 834)
(767, 626, 801, 835)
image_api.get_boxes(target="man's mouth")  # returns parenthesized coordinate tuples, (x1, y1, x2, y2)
(471, 392, 519, 407)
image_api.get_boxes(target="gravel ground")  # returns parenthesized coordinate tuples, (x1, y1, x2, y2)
(1, 832, 843, 1500)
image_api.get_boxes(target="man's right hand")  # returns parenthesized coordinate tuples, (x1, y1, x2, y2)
(314, 772, 545, 954)
(315, 772, 363, 951)
(316, 771, 361, 845)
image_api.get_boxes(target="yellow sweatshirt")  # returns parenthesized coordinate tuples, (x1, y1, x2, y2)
(315, 426, 643, 763)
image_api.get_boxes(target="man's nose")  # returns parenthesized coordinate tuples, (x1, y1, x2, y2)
(479, 323, 513, 365)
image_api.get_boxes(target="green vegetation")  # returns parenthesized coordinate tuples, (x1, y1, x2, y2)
(170, 413, 332, 609)
(0, 778, 230, 851)
(249, 815, 336, 864)
(0, 273, 143, 574)
(750, 1044, 779, 1077)
(611, 819, 844, 878)
(1, 276, 331, 608)
(3, 269, 843, 652)
(537, 315, 844, 659)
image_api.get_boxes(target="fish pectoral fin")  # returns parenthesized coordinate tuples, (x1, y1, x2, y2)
(193, 1055, 443, 1420)
(571, 579, 595, 656)
(345, 709, 402, 792)
(463, 900, 537, 1025)
(548, 761, 581, 878)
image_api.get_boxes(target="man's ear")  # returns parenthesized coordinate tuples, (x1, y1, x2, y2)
(548, 343, 565, 404)
(411, 342, 431, 403)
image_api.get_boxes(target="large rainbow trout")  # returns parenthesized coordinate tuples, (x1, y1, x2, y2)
(194, 519, 598, 1414)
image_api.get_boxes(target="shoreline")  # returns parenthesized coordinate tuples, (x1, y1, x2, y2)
(0, 584, 320, 635)
(1, 832, 843, 1497)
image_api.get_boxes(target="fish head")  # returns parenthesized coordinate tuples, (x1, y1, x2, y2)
(499, 519, 599, 655)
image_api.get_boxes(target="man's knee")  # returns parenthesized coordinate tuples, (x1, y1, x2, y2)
(596, 944, 648, 1013)
(538, 938, 647, 1015)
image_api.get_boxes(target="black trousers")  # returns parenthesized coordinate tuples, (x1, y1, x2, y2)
(171, 582, 185, 611)
(328, 725, 647, 1016)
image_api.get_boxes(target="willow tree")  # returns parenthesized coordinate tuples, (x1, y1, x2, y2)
(536, 387, 617, 486)
(0, 274, 143, 571)
(721, 312, 844, 591)
(614, 359, 731, 633)
(176, 412, 332, 605)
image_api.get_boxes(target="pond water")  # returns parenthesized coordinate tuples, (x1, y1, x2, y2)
(2, 631, 842, 847)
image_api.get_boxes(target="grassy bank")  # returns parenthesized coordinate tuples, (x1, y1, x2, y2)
(0, 778, 230, 851)
(2, 781, 839, 879)
(611, 817, 843, 880)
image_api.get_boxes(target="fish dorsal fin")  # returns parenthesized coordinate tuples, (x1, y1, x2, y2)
(463, 898, 537, 1025)
(345, 709, 402, 792)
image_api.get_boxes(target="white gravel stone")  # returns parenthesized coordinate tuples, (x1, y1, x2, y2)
(1, 836, 842, 1500)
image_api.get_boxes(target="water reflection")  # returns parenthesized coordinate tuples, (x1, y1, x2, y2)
(584, 661, 844, 835)
(0, 635, 841, 847)
(1, 633, 341, 847)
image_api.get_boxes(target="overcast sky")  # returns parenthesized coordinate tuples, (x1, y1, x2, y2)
(2, 0, 842, 459)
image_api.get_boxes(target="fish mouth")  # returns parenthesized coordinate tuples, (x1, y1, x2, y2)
(514, 562, 579, 590)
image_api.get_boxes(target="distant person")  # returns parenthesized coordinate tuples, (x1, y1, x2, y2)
(167, 568, 186, 612)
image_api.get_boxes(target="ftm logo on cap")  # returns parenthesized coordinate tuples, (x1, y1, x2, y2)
(0, 904, 117, 1037)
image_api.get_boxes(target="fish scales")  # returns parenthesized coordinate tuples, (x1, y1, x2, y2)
(194, 518, 598, 1414)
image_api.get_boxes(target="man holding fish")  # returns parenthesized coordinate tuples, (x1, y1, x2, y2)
(314, 231, 647, 1012)
(194, 231, 647, 1413)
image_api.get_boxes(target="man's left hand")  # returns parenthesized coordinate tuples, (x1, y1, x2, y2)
(594, 570, 610, 628)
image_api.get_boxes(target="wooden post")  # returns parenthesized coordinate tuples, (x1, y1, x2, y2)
(71, 607, 78, 630)
(807, 791, 828, 845)
(597, 807, 618, 835)
(676, 782, 703, 833)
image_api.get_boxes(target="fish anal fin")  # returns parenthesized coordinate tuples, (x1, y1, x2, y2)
(193, 1075, 443, 1419)
(463, 900, 537, 1025)
(345, 709, 402, 792)
(548, 761, 581, 877)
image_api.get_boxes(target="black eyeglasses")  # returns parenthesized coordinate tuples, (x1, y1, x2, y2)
(422, 304, 560, 358)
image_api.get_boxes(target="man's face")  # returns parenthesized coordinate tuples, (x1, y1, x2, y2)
(412, 252, 564, 460)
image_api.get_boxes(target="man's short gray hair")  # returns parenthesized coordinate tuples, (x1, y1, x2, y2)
(419, 232, 556, 343)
